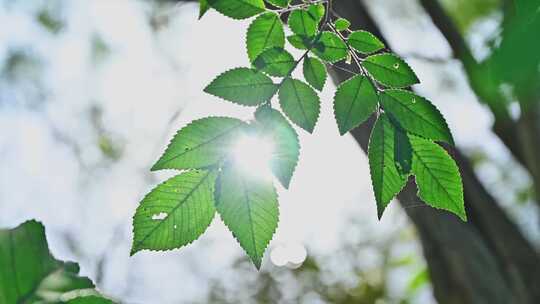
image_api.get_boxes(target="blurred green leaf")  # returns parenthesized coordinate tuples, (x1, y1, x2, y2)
(0, 221, 112, 304)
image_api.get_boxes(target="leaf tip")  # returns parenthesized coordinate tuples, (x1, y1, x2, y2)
(129, 246, 140, 257)
(251, 256, 262, 270)
(457, 209, 467, 222)
(150, 162, 162, 172)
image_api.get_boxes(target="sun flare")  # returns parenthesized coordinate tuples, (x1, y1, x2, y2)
(230, 134, 275, 180)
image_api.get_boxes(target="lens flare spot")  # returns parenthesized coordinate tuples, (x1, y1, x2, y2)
(230, 134, 274, 180)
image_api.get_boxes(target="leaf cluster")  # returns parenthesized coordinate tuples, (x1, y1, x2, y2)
(132, 0, 466, 270)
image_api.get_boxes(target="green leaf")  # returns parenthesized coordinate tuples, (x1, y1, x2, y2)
(207, 0, 265, 20)
(152, 117, 247, 171)
(362, 53, 419, 87)
(204, 68, 277, 106)
(334, 18, 351, 31)
(278, 78, 321, 133)
(333, 75, 378, 135)
(394, 125, 413, 175)
(348, 30, 385, 54)
(311, 31, 348, 63)
(131, 170, 218, 254)
(255, 107, 300, 188)
(287, 34, 311, 50)
(215, 165, 279, 269)
(264, 0, 289, 8)
(67, 296, 114, 304)
(410, 135, 466, 221)
(307, 3, 325, 24)
(380, 90, 454, 144)
(303, 56, 327, 91)
(246, 12, 285, 62)
(368, 114, 408, 218)
(288, 9, 318, 37)
(0, 221, 104, 304)
(253, 47, 295, 77)
(199, 0, 210, 19)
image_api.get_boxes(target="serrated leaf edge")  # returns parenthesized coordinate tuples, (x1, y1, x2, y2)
(208, 0, 266, 20)
(303, 56, 327, 91)
(203, 67, 277, 107)
(215, 175, 280, 270)
(382, 89, 454, 145)
(367, 116, 409, 219)
(246, 12, 285, 62)
(333, 74, 377, 135)
(130, 170, 217, 255)
(410, 137, 466, 221)
(151, 116, 246, 171)
(362, 53, 419, 88)
(278, 78, 321, 133)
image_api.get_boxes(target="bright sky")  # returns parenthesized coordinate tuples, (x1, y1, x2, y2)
(0, 1, 537, 303)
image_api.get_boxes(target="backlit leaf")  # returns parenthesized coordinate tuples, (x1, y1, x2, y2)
(247, 12, 285, 62)
(207, 0, 265, 20)
(410, 135, 466, 221)
(288, 9, 318, 37)
(307, 3, 325, 24)
(278, 78, 321, 133)
(363, 53, 419, 87)
(131, 170, 218, 254)
(287, 34, 311, 50)
(394, 124, 413, 175)
(348, 30, 385, 54)
(204, 68, 277, 106)
(311, 31, 348, 63)
(255, 107, 300, 188)
(380, 90, 453, 144)
(368, 114, 408, 218)
(303, 56, 327, 91)
(152, 117, 247, 171)
(264, 0, 289, 8)
(333, 74, 378, 135)
(199, 0, 210, 19)
(253, 47, 295, 77)
(215, 165, 279, 269)
(334, 18, 351, 31)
